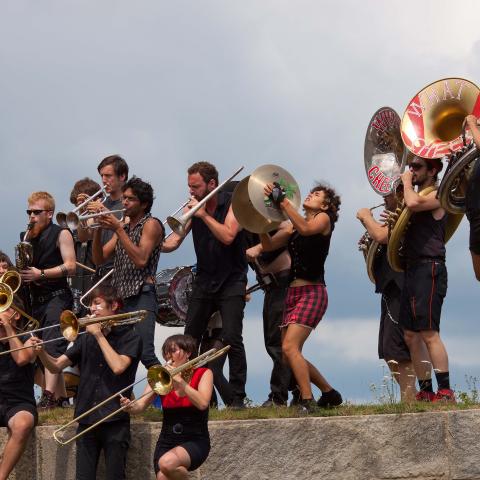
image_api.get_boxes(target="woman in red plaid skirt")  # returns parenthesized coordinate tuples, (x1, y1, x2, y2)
(260, 182, 342, 413)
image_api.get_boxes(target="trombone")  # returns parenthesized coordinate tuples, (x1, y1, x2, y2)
(167, 166, 244, 236)
(0, 271, 40, 332)
(56, 186, 108, 228)
(0, 309, 147, 355)
(53, 345, 230, 445)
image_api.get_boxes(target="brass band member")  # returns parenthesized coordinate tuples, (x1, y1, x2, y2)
(163, 162, 248, 408)
(20, 191, 76, 409)
(0, 295, 37, 480)
(121, 334, 213, 480)
(93, 176, 164, 368)
(464, 115, 480, 282)
(357, 194, 430, 402)
(399, 157, 453, 402)
(260, 182, 343, 413)
(77, 155, 129, 281)
(31, 285, 142, 480)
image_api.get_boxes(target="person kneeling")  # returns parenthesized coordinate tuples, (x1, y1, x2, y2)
(32, 285, 142, 480)
(121, 334, 213, 480)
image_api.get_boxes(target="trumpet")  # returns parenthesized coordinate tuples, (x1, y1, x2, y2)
(56, 186, 108, 228)
(0, 309, 147, 356)
(53, 345, 230, 445)
(65, 208, 126, 231)
(167, 166, 244, 236)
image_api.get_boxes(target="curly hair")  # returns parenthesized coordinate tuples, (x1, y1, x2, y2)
(310, 183, 341, 223)
(69, 177, 101, 205)
(122, 176, 155, 213)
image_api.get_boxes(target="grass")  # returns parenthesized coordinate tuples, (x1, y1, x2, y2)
(38, 400, 480, 426)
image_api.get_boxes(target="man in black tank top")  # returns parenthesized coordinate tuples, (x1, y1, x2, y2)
(399, 157, 453, 402)
(163, 162, 248, 408)
(464, 115, 480, 282)
(20, 191, 76, 409)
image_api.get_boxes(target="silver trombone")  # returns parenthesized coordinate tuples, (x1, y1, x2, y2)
(163, 201, 190, 240)
(53, 346, 230, 445)
(167, 166, 244, 236)
(56, 186, 108, 228)
(0, 309, 147, 356)
(79, 269, 115, 308)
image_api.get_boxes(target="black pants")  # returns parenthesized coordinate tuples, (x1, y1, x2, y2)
(76, 420, 130, 480)
(185, 281, 247, 405)
(123, 287, 160, 368)
(263, 272, 292, 404)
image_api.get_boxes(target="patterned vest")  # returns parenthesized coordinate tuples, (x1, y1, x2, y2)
(112, 213, 162, 299)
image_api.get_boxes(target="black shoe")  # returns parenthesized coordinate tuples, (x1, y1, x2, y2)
(289, 387, 301, 407)
(262, 398, 287, 407)
(229, 398, 246, 410)
(297, 398, 317, 415)
(37, 390, 57, 410)
(317, 389, 343, 408)
(57, 396, 71, 408)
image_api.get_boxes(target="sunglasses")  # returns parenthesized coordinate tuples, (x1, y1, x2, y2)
(26, 209, 49, 216)
(409, 162, 425, 171)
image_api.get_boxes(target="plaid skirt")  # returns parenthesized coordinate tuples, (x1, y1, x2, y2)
(281, 284, 328, 329)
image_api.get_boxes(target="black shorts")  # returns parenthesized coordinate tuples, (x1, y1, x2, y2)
(153, 433, 210, 473)
(0, 402, 38, 428)
(378, 284, 410, 362)
(399, 261, 447, 332)
(467, 210, 480, 255)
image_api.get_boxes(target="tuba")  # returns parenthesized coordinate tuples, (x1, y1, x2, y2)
(387, 78, 469, 272)
(360, 107, 406, 283)
(15, 223, 34, 270)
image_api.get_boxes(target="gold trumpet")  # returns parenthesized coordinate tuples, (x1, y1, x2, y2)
(53, 346, 230, 445)
(0, 272, 40, 333)
(0, 309, 147, 356)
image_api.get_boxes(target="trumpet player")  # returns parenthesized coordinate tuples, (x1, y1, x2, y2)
(31, 285, 142, 480)
(357, 194, 428, 402)
(399, 157, 453, 402)
(464, 115, 480, 282)
(0, 298, 37, 480)
(121, 334, 214, 480)
(92, 176, 164, 369)
(20, 191, 76, 409)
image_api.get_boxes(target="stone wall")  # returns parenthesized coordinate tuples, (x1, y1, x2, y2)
(2, 409, 480, 479)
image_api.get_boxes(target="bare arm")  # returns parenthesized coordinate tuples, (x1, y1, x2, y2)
(120, 382, 156, 414)
(172, 369, 213, 410)
(162, 228, 190, 253)
(1, 320, 36, 366)
(30, 337, 72, 373)
(259, 222, 293, 252)
(356, 208, 388, 244)
(401, 171, 441, 212)
(92, 226, 117, 265)
(196, 205, 240, 245)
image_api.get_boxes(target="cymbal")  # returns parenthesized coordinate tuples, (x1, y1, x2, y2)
(248, 164, 301, 222)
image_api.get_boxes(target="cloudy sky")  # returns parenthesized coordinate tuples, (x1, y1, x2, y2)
(2, 0, 479, 404)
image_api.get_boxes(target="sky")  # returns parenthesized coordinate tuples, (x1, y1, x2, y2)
(1, 0, 480, 404)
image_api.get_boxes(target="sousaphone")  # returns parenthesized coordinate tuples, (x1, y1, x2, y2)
(387, 78, 470, 272)
(231, 165, 301, 234)
(360, 107, 406, 283)
(401, 77, 480, 214)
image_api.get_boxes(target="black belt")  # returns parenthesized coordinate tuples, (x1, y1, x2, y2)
(407, 257, 445, 267)
(34, 289, 70, 305)
(162, 422, 207, 436)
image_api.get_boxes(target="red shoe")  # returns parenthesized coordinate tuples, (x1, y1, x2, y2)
(432, 388, 456, 404)
(415, 390, 436, 402)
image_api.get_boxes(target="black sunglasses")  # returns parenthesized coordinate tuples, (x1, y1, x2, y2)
(409, 162, 425, 171)
(26, 209, 49, 216)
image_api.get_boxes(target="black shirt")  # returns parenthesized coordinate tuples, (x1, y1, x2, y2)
(373, 245, 404, 294)
(0, 341, 35, 406)
(65, 325, 142, 425)
(191, 191, 248, 293)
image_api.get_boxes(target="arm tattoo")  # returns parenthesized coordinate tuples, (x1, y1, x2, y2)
(59, 264, 68, 277)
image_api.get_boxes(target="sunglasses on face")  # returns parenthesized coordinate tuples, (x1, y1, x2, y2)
(26, 209, 49, 216)
(409, 162, 426, 171)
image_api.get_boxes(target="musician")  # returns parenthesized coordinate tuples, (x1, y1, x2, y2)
(0, 251, 13, 275)
(357, 194, 430, 402)
(162, 162, 248, 408)
(399, 157, 453, 402)
(121, 334, 213, 480)
(463, 115, 480, 281)
(20, 191, 76, 409)
(0, 299, 37, 480)
(92, 176, 163, 368)
(31, 285, 142, 480)
(260, 183, 343, 413)
(77, 155, 129, 280)
(245, 226, 294, 407)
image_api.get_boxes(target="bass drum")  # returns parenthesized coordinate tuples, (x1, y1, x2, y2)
(155, 266, 194, 327)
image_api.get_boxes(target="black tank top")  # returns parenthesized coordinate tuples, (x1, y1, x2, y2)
(26, 222, 71, 296)
(404, 210, 446, 262)
(192, 191, 247, 292)
(288, 213, 334, 284)
(373, 245, 404, 294)
(0, 343, 35, 406)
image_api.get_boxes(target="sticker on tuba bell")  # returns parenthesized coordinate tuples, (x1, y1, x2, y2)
(367, 153, 401, 196)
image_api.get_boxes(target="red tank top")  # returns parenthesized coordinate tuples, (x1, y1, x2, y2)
(160, 367, 208, 409)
